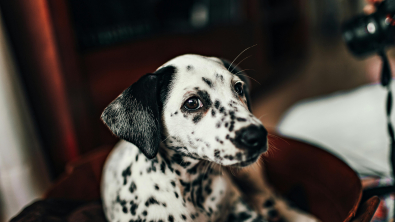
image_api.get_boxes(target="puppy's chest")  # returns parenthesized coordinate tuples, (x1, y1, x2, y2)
(178, 171, 237, 221)
(103, 144, 237, 222)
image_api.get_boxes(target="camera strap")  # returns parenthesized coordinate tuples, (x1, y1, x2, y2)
(379, 50, 395, 199)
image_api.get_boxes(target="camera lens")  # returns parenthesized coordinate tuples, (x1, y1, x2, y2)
(342, 15, 381, 56)
(342, 3, 395, 57)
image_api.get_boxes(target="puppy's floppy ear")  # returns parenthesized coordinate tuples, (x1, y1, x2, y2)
(101, 66, 175, 159)
(220, 58, 252, 111)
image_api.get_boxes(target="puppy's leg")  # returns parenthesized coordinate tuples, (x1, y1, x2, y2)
(250, 194, 320, 222)
(261, 197, 320, 222)
(228, 167, 321, 222)
(227, 197, 266, 222)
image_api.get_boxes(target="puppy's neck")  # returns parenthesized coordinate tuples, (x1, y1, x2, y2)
(157, 143, 237, 219)
(158, 143, 220, 181)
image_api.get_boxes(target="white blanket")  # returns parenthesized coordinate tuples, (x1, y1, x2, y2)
(277, 82, 395, 177)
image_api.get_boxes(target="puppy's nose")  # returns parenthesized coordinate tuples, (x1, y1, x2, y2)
(236, 125, 267, 149)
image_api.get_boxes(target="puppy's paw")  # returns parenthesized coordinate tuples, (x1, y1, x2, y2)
(260, 198, 320, 222)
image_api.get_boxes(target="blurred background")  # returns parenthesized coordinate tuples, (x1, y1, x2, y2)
(0, 0, 390, 221)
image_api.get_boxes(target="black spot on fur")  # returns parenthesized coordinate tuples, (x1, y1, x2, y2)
(168, 215, 174, 222)
(174, 192, 179, 198)
(193, 114, 203, 123)
(237, 117, 247, 122)
(187, 164, 199, 174)
(142, 210, 147, 216)
(238, 212, 252, 220)
(235, 152, 243, 160)
(219, 107, 225, 113)
(215, 73, 224, 82)
(263, 199, 275, 208)
(202, 77, 213, 88)
(130, 201, 138, 215)
(172, 153, 183, 165)
(229, 111, 235, 119)
(160, 161, 166, 174)
(268, 209, 279, 218)
(187, 65, 193, 71)
(122, 165, 132, 185)
(154, 184, 160, 190)
(229, 121, 235, 132)
(175, 170, 181, 176)
(135, 155, 139, 162)
(129, 181, 137, 193)
(145, 197, 160, 207)
(181, 214, 187, 220)
(214, 100, 220, 109)
(205, 184, 212, 195)
(211, 109, 216, 117)
(116, 195, 127, 213)
(171, 181, 176, 187)
(159, 151, 174, 172)
(197, 90, 212, 109)
(214, 150, 220, 158)
(224, 155, 234, 160)
(179, 180, 191, 193)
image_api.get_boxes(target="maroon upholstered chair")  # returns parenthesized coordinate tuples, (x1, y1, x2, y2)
(15, 135, 376, 222)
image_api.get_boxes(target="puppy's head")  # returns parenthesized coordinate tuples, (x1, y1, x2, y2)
(102, 54, 267, 167)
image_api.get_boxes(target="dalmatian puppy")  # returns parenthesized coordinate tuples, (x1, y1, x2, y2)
(101, 54, 320, 222)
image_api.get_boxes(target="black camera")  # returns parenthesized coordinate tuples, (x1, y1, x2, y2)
(342, 0, 395, 57)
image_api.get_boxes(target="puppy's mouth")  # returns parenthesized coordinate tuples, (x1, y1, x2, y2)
(229, 146, 267, 167)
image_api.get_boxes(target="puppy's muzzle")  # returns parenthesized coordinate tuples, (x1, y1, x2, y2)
(235, 125, 268, 152)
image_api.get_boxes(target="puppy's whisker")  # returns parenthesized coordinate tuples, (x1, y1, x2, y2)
(268, 141, 280, 151)
(161, 135, 172, 143)
(237, 74, 261, 85)
(228, 44, 257, 71)
(230, 55, 252, 73)
(255, 158, 262, 169)
(235, 69, 255, 75)
(268, 133, 290, 145)
(257, 114, 268, 120)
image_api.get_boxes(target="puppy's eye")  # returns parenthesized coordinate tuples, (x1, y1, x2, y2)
(184, 97, 203, 110)
(234, 82, 243, 95)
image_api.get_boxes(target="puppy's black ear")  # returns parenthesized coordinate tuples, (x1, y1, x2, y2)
(220, 58, 252, 111)
(101, 66, 175, 159)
